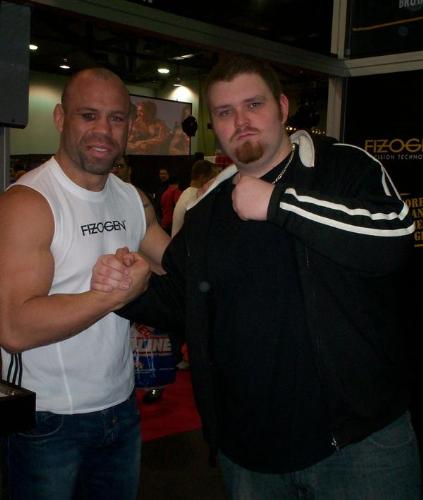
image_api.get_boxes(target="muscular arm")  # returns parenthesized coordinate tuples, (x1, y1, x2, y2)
(0, 187, 149, 353)
(131, 122, 169, 154)
(137, 189, 171, 274)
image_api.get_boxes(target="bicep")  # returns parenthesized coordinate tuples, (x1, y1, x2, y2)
(0, 188, 54, 315)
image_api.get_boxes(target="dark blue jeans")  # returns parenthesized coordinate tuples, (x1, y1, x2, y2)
(219, 412, 422, 499)
(7, 392, 141, 500)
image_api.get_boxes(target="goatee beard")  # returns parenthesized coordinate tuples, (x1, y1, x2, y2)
(78, 153, 115, 176)
(235, 140, 263, 164)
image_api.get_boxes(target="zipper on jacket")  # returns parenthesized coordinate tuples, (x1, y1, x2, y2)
(305, 247, 310, 269)
(305, 244, 336, 453)
(304, 245, 340, 454)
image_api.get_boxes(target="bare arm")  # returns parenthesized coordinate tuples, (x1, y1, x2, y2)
(0, 187, 150, 353)
(137, 189, 171, 275)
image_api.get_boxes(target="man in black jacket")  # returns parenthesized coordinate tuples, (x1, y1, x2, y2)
(92, 55, 421, 499)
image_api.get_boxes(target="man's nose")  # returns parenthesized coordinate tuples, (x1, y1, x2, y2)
(234, 109, 249, 129)
(93, 115, 112, 134)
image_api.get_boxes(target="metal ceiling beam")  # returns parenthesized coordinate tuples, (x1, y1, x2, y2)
(29, 0, 347, 77)
(344, 50, 423, 76)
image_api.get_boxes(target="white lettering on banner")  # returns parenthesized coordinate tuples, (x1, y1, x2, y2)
(399, 0, 423, 8)
(137, 337, 172, 354)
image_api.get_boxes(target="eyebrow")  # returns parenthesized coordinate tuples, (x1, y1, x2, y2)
(212, 94, 267, 112)
(75, 107, 129, 115)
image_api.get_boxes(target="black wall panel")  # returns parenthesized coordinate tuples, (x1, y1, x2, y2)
(0, 1, 31, 128)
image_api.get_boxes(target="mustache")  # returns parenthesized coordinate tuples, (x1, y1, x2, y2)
(230, 126, 259, 142)
(84, 132, 117, 147)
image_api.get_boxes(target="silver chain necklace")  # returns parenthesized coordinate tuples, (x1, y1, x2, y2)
(272, 143, 296, 184)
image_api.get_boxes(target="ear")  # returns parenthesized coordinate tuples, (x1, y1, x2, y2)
(279, 94, 289, 125)
(53, 103, 65, 133)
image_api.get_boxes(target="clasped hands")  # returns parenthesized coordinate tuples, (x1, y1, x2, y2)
(91, 247, 150, 301)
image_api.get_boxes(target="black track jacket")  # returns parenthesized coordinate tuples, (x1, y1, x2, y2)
(119, 130, 415, 453)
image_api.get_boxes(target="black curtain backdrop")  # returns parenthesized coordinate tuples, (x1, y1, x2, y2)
(344, 70, 423, 457)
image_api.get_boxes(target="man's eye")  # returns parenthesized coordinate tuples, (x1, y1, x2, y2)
(81, 113, 95, 121)
(111, 115, 125, 123)
(248, 102, 262, 109)
(218, 109, 232, 118)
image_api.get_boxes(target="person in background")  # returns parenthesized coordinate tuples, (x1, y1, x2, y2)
(156, 167, 170, 196)
(91, 55, 421, 499)
(0, 67, 170, 500)
(172, 159, 219, 237)
(112, 155, 132, 183)
(151, 167, 170, 221)
(160, 174, 181, 235)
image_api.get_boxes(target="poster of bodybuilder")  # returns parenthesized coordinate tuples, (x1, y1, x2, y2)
(127, 95, 192, 156)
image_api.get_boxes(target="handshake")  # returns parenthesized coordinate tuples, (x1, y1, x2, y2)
(91, 247, 151, 307)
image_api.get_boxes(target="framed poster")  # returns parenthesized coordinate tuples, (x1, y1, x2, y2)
(127, 95, 192, 156)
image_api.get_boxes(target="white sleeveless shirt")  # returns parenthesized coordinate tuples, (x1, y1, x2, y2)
(3, 157, 145, 413)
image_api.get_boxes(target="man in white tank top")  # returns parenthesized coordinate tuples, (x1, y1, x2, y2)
(0, 68, 168, 499)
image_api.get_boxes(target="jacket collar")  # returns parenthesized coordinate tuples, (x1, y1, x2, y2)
(290, 129, 316, 168)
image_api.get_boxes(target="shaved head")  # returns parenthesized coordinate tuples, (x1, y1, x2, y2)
(53, 67, 133, 184)
(61, 68, 130, 112)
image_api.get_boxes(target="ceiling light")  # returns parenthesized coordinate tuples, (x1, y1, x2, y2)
(60, 58, 70, 70)
(29, 44, 38, 51)
(157, 67, 170, 74)
(172, 53, 195, 61)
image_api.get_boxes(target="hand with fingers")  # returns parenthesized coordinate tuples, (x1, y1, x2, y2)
(91, 247, 151, 303)
(232, 174, 274, 221)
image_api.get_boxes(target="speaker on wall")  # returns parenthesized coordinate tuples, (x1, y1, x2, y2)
(0, 1, 31, 128)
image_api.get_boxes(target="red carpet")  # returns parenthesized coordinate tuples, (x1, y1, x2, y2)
(136, 370, 202, 442)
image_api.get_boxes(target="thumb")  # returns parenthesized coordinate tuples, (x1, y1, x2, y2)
(116, 246, 130, 263)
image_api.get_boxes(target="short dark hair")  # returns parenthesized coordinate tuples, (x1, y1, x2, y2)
(191, 160, 217, 182)
(205, 54, 283, 104)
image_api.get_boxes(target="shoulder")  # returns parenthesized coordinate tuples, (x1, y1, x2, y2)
(1, 184, 52, 214)
(293, 128, 380, 174)
(176, 188, 197, 208)
(0, 185, 54, 242)
(325, 142, 381, 173)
